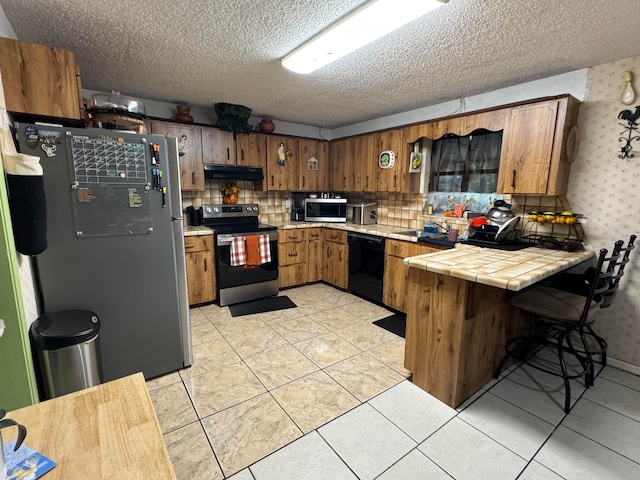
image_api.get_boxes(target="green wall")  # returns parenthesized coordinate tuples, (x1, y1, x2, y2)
(0, 157, 38, 410)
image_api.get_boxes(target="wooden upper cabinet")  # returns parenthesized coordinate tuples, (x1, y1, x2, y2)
(236, 133, 267, 167)
(236, 132, 268, 191)
(298, 139, 329, 191)
(329, 137, 354, 192)
(375, 128, 411, 192)
(0, 37, 81, 120)
(497, 97, 578, 195)
(150, 121, 204, 191)
(266, 135, 298, 191)
(352, 134, 377, 192)
(201, 128, 235, 165)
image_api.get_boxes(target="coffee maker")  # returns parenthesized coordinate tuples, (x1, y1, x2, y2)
(291, 192, 305, 221)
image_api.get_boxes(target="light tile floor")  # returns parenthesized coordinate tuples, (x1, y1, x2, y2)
(147, 284, 640, 479)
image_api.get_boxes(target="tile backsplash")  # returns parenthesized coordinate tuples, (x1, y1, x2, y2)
(181, 181, 577, 241)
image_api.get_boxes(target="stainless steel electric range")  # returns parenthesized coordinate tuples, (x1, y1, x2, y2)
(202, 203, 278, 306)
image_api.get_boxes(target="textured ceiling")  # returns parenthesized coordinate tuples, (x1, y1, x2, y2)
(1, 0, 640, 128)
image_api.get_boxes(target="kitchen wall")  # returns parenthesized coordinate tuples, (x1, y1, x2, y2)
(566, 55, 640, 371)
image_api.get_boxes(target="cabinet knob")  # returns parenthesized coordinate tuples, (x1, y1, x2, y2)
(192, 172, 195, 185)
(226, 147, 230, 160)
(511, 169, 516, 189)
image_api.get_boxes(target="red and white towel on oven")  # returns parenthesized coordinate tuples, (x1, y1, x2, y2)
(230, 234, 271, 267)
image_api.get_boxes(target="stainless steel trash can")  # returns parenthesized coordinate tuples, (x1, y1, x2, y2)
(29, 310, 102, 400)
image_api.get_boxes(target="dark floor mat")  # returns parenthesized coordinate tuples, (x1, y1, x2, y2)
(373, 313, 406, 338)
(229, 296, 296, 317)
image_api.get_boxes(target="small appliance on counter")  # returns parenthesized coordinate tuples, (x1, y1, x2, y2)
(291, 192, 306, 221)
(304, 197, 347, 222)
(352, 202, 377, 225)
(185, 206, 203, 226)
(486, 200, 515, 226)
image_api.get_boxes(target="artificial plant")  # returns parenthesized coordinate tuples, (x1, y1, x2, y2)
(214, 103, 252, 138)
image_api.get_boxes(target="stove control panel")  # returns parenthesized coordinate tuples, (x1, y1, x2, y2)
(202, 203, 260, 219)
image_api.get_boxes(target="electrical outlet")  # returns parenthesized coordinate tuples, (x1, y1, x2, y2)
(285, 199, 291, 209)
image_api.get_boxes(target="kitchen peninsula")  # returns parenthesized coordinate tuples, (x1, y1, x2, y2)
(402, 244, 595, 408)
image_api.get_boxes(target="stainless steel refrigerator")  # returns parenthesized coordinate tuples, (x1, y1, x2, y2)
(15, 123, 192, 382)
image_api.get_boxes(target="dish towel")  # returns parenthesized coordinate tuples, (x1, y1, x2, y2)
(230, 236, 246, 266)
(245, 235, 261, 268)
(258, 234, 271, 263)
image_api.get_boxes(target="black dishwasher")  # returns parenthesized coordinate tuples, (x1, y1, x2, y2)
(347, 232, 385, 304)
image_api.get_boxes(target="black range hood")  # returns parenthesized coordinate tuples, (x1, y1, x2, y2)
(203, 164, 264, 180)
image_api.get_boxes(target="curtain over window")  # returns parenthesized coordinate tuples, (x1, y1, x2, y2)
(430, 129, 502, 193)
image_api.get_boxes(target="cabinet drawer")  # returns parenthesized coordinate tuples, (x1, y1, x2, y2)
(279, 242, 309, 266)
(323, 229, 347, 243)
(184, 235, 212, 252)
(307, 228, 322, 241)
(279, 229, 308, 243)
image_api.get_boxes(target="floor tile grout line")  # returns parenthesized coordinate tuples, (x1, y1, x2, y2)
(194, 290, 640, 478)
(578, 396, 640, 424)
(314, 427, 369, 480)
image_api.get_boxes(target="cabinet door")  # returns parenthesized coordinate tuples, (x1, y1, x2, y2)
(375, 129, 407, 192)
(323, 241, 347, 289)
(236, 133, 267, 167)
(298, 139, 329, 191)
(266, 135, 298, 191)
(498, 100, 559, 194)
(353, 134, 377, 192)
(150, 121, 204, 191)
(307, 228, 323, 282)
(202, 128, 235, 165)
(383, 240, 443, 312)
(236, 132, 267, 191)
(383, 255, 407, 311)
(0, 37, 81, 119)
(329, 137, 354, 192)
(186, 251, 215, 305)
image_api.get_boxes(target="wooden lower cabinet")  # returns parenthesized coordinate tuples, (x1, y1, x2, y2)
(184, 235, 215, 305)
(279, 229, 308, 288)
(322, 229, 348, 289)
(307, 228, 323, 282)
(383, 239, 444, 312)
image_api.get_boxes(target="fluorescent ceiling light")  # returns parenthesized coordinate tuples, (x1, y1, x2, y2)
(282, 0, 448, 74)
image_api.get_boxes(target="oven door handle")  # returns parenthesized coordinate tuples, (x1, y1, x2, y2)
(217, 231, 279, 246)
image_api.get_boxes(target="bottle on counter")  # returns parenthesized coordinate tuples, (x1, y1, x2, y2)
(427, 203, 433, 215)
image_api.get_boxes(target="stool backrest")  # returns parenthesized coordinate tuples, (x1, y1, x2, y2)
(580, 248, 620, 324)
(600, 234, 636, 309)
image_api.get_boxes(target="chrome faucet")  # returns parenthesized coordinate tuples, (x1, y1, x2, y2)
(431, 221, 449, 233)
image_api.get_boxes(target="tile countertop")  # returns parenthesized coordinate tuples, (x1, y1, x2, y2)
(184, 225, 213, 236)
(186, 220, 453, 245)
(403, 243, 595, 291)
(277, 221, 453, 245)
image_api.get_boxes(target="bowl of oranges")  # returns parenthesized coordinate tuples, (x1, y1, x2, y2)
(527, 211, 579, 224)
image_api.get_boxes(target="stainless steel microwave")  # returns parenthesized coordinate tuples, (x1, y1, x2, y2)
(304, 198, 347, 222)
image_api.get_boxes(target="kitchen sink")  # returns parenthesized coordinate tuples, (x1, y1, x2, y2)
(393, 230, 447, 239)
